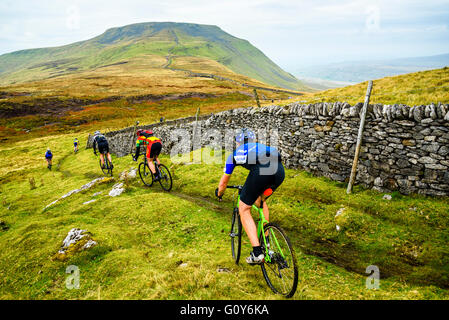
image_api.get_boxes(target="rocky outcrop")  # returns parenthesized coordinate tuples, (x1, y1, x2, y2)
(44, 177, 114, 210)
(53, 228, 97, 261)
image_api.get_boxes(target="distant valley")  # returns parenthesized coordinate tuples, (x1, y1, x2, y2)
(294, 53, 449, 84)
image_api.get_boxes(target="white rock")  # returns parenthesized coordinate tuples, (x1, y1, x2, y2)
(58, 228, 97, 255)
(109, 183, 125, 197)
(44, 177, 109, 210)
(83, 239, 97, 249)
(128, 169, 137, 179)
(60, 228, 88, 251)
(335, 207, 346, 218)
(382, 194, 392, 200)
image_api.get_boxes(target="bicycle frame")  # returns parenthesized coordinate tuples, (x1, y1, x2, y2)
(142, 156, 159, 175)
(233, 193, 285, 263)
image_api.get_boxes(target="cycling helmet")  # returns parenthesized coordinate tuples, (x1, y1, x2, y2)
(94, 130, 101, 135)
(235, 128, 256, 144)
(136, 129, 143, 136)
(147, 129, 154, 135)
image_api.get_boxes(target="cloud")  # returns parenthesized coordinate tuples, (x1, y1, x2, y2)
(0, 0, 448, 69)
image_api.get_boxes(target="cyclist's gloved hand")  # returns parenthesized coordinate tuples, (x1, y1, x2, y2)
(132, 155, 137, 161)
(215, 188, 223, 201)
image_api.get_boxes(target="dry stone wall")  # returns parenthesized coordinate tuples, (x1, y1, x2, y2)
(87, 102, 449, 196)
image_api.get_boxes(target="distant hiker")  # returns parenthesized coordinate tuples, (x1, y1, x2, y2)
(160, 117, 164, 123)
(45, 148, 53, 170)
(74, 138, 79, 153)
(93, 131, 113, 170)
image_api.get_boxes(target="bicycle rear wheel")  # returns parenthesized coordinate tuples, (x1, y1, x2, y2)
(230, 208, 242, 264)
(157, 164, 172, 191)
(260, 222, 298, 298)
(100, 157, 108, 175)
(138, 162, 153, 187)
(106, 158, 113, 176)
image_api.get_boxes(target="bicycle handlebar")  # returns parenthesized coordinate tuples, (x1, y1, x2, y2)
(227, 185, 243, 190)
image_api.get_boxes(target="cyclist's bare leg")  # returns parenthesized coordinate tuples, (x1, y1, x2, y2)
(100, 153, 105, 166)
(254, 195, 269, 222)
(239, 200, 260, 247)
(148, 157, 156, 174)
(254, 195, 270, 237)
(107, 153, 112, 164)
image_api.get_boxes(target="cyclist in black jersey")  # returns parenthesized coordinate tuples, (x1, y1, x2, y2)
(93, 131, 113, 170)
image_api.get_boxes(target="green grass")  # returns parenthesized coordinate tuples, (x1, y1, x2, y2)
(1, 135, 449, 299)
(294, 67, 449, 106)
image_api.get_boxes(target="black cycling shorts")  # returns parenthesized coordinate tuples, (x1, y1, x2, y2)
(148, 142, 162, 159)
(98, 141, 109, 154)
(240, 161, 285, 206)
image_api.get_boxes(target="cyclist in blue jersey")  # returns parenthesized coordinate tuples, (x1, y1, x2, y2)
(45, 148, 53, 170)
(215, 128, 285, 265)
(74, 138, 79, 153)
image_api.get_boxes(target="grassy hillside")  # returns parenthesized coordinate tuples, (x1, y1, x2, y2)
(0, 23, 304, 145)
(1, 134, 449, 299)
(293, 67, 449, 106)
(0, 22, 305, 91)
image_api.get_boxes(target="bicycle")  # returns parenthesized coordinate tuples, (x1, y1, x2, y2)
(99, 151, 113, 176)
(137, 154, 172, 191)
(227, 185, 298, 298)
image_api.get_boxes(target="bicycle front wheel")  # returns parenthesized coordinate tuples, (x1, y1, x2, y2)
(230, 208, 242, 264)
(260, 223, 298, 298)
(158, 164, 172, 191)
(138, 162, 153, 187)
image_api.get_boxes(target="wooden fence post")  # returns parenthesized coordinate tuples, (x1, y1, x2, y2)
(129, 121, 139, 155)
(346, 80, 373, 194)
(193, 107, 201, 163)
(253, 88, 261, 108)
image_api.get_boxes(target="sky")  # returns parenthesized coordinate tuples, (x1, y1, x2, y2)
(1, 0, 448, 72)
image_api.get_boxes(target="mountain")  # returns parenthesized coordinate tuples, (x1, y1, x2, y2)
(294, 53, 449, 83)
(0, 22, 304, 90)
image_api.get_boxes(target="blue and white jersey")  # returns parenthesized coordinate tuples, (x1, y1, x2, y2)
(45, 151, 53, 159)
(223, 143, 281, 175)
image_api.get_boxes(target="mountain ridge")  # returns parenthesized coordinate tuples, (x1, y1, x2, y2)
(0, 22, 305, 90)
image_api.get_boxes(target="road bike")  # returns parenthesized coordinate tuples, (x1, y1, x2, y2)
(227, 185, 298, 298)
(137, 154, 172, 191)
(99, 151, 113, 176)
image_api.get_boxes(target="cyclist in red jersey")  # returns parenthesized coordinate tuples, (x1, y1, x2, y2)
(133, 129, 163, 180)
